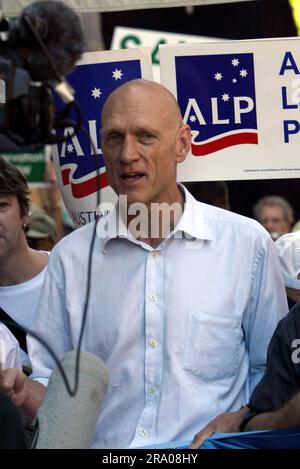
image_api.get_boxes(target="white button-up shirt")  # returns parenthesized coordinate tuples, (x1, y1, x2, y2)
(29, 186, 288, 448)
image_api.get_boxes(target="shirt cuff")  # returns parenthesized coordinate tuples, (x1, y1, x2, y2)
(31, 377, 49, 388)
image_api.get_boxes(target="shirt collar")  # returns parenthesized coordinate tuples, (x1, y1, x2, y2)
(99, 183, 214, 252)
(98, 204, 134, 253)
(173, 184, 214, 242)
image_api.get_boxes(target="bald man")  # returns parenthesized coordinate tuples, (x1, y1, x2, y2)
(0, 80, 288, 448)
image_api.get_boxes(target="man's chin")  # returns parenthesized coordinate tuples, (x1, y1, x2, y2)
(117, 190, 148, 208)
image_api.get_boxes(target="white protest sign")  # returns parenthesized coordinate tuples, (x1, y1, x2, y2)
(111, 27, 221, 82)
(51, 48, 152, 226)
(159, 38, 300, 181)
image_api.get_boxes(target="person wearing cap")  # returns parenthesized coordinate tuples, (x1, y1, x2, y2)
(237, 232, 300, 430)
(191, 232, 300, 447)
(26, 204, 57, 252)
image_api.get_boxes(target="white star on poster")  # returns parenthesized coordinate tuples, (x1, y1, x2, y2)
(240, 69, 248, 78)
(231, 58, 239, 67)
(67, 143, 74, 153)
(91, 87, 102, 98)
(232, 78, 237, 83)
(214, 72, 223, 81)
(189, 115, 197, 122)
(222, 93, 230, 102)
(112, 69, 123, 80)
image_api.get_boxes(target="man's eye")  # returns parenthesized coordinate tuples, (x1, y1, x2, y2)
(0, 202, 8, 209)
(139, 133, 155, 143)
(106, 133, 122, 143)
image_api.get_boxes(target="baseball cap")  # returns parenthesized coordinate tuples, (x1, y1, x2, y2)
(275, 232, 300, 290)
(26, 204, 57, 241)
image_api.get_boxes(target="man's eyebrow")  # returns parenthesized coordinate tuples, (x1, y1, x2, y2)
(135, 127, 160, 135)
(102, 127, 160, 136)
(101, 128, 122, 135)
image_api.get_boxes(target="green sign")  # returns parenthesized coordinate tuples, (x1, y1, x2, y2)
(1, 150, 46, 186)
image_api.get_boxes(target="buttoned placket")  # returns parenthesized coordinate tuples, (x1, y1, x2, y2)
(131, 247, 164, 446)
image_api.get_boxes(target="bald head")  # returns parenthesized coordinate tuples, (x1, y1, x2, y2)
(100, 78, 191, 208)
(101, 79, 183, 129)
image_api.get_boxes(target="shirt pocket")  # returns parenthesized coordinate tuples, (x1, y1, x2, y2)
(183, 309, 241, 381)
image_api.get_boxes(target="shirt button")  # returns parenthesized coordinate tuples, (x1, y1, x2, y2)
(149, 294, 157, 302)
(149, 386, 156, 394)
(150, 339, 158, 348)
(151, 251, 159, 258)
(139, 429, 149, 438)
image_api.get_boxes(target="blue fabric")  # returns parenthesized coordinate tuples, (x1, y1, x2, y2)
(201, 427, 300, 449)
(140, 428, 300, 449)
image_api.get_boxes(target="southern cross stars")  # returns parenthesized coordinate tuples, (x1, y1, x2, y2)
(91, 87, 102, 99)
(112, 69, 123, 80)
(222, 93, 230, 102)
(214, 58, 249, 84)
(67, 143, 74, 153)
(214, 72, 223, 81)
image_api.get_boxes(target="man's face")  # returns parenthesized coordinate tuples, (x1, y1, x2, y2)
(259, 205, 291, 235)
(101, 84, 190, 207)
(0, 194, 28, 260)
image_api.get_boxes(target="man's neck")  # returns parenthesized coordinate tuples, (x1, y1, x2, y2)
(0, 244, 47, 287)
(125, 186, 185, 249)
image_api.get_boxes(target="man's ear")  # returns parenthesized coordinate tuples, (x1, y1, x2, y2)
(176, 125, 191, 163)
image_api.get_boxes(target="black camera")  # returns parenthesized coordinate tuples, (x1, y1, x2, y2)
(0, 1, 84, 152)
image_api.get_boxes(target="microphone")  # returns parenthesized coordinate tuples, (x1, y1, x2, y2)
(9, 1, 85, 82)
(34, 351, 109, 449)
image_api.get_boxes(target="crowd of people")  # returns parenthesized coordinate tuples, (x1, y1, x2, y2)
(0, 77, 300, 449)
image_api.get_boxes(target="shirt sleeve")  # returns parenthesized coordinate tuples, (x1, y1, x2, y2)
(27, 245, 73, 387)
(242, 234, 289, 394)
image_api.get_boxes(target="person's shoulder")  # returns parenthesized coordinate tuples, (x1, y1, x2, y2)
(279, 301, 300, 333)
(55, 221, 97, 248)
(270, 302, 300, 348)
(50, 217, 107, 259)
(199, 202, 270, 239)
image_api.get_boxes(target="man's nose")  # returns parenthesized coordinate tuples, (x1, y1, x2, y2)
(120, 135, 139, 164)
